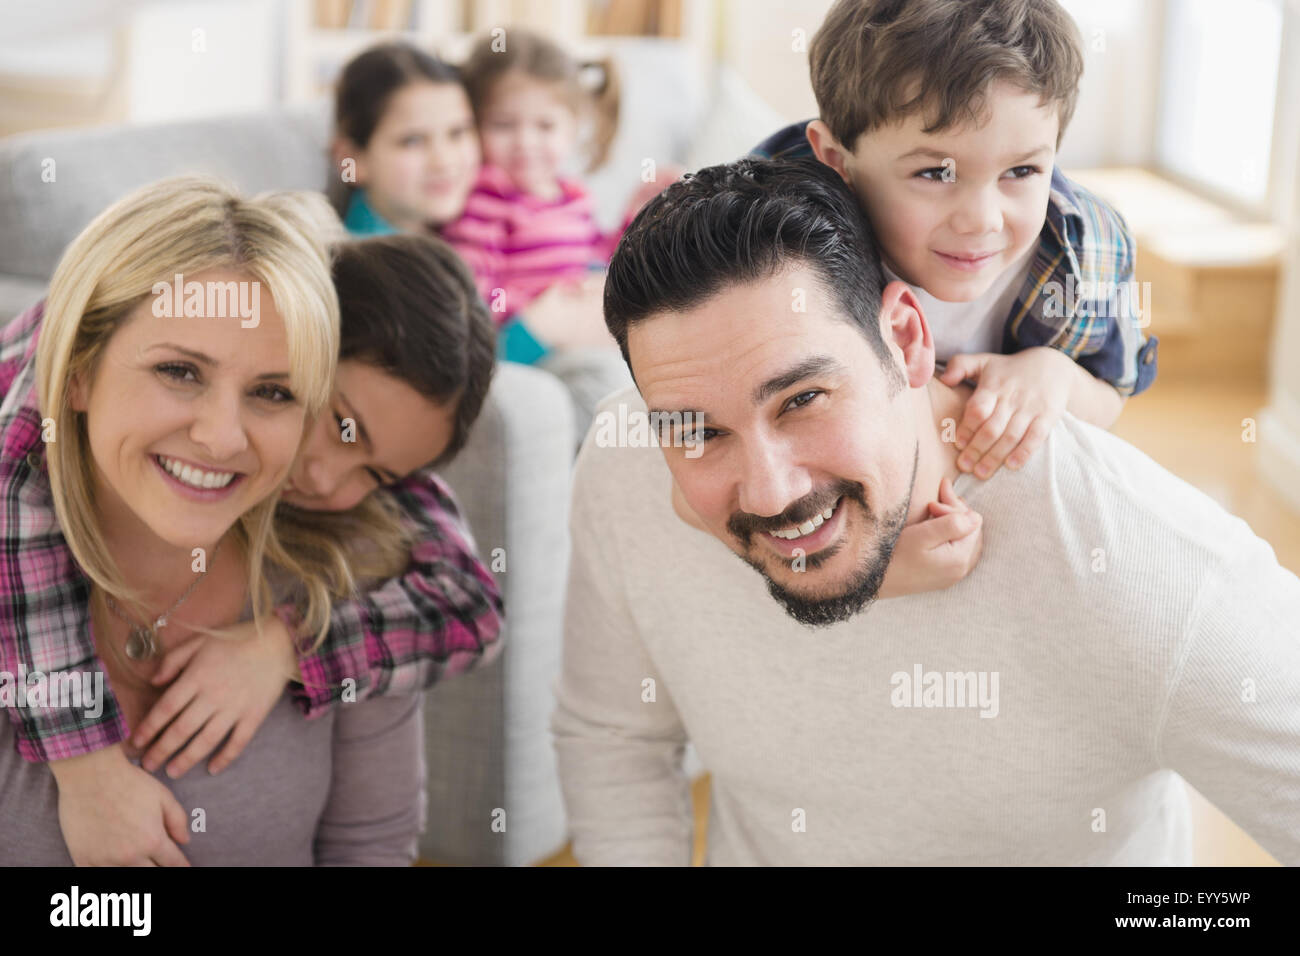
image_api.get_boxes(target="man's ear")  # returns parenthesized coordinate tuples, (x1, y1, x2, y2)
(806, 121, 854, 186)
(331, 137, 368, 187)
(878, 280, 935, 388)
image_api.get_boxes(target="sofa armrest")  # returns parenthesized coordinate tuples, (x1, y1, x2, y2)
(425, 361, 575, 865)
(0, 274, 46, 321)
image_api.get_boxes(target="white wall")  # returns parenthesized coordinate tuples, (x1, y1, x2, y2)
(126, 0, 279, 123)
(719, 0, 832, 123)
(0, 0, 280, 129)
(1056, 0, 1162, 169)
(1260, 145, 1300, 513)
(718, 0, 1163, 170)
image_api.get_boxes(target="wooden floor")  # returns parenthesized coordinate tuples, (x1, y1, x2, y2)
(536, 374, 1297, 867)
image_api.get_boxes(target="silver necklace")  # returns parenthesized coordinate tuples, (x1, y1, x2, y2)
(103, 540, 223, 661)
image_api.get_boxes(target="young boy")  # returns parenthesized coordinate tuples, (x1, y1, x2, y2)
(753, 0, 1157, 482)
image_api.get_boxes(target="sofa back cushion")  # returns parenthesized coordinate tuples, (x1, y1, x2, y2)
(0, 103, 332, 282)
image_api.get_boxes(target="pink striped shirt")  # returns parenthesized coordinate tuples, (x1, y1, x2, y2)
(440, 164, 625, 322)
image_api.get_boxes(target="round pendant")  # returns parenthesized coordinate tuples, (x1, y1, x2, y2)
(124, 625, 157, 661)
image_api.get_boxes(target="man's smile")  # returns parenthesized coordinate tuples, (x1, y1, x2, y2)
(760, 496, 846, 560)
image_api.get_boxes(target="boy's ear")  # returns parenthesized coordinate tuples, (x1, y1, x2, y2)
(331, 137, 368, 186)
(878, 280, 935, 388)
(806, 120, 855, 186)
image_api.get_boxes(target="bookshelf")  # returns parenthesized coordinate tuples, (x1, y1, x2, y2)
(284, 0, 706, 103)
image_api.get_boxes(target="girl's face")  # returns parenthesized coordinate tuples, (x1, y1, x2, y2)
(281, 359, 458, 512)
(478, 72, 579, 197)
(351, 81, 481, 229)
(71, 268, 308, 553)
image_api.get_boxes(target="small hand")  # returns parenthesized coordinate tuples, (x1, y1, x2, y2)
(51, 744, 191, 866)
(132, 616, 297, 778)
(878, 477, 984, 598)
(521, 274, 614, 351)
(938, 347, 1072, 479)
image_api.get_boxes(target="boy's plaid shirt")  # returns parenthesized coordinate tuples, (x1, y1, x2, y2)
(1, 301, 504, 762)
(752, 121, 1158, 396)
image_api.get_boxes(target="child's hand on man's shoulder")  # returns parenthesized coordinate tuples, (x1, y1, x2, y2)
(878, 477, 983, 599)
(938, 347, 1075, 480)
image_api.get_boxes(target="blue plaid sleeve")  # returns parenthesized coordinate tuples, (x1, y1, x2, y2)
(1004, 170, 1158, 397)
(749, 120, 816, 160)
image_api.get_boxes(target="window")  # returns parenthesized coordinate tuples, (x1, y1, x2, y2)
(1156, 0, 1283, 208)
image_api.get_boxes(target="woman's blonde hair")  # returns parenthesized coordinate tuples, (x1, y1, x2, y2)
(35, 174, 399, 649)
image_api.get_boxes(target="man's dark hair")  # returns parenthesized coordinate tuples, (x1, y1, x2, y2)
(332, 233, 495, 469)
(604, 157, 896, 380)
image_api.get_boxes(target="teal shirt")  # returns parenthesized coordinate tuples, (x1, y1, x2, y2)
(341, 190, 550, 365)
(343, 189, 398, 236)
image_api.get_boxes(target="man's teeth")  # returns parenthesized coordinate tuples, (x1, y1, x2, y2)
(158, 455, 236, 490)
(770, 502, 838, 540)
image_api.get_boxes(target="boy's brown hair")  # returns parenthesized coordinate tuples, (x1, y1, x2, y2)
(810, 0, 1083, 149)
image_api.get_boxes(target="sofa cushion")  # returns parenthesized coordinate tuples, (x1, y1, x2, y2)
(0, 103, 331, 281)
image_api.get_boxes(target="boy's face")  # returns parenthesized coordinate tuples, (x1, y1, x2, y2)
(814, 81, 1058, 303)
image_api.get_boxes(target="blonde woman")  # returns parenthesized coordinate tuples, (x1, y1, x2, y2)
(0, 178, 476, 864)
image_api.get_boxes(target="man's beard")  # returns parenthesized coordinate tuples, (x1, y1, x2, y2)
(728, 444, 917, 628)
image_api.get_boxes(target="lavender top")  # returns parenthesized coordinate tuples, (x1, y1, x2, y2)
(0, 691, 425, 865)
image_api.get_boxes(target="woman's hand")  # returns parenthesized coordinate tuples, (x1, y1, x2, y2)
(878, 477, 984, 598)
(132, 616, 298, 778)
(50, 743, 191, 866)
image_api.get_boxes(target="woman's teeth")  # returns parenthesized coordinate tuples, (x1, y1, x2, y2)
(158, 455, 237, 490)
(770, 501, 838, 540)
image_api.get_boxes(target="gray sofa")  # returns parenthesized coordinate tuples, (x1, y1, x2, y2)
(0, 102, 580, 867)
(0, 38, 784, 865)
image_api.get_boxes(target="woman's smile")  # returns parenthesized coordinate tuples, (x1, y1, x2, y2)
(151, 452, 248, 501)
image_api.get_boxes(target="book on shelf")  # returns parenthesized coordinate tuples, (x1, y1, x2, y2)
(316, 0, 413, 31)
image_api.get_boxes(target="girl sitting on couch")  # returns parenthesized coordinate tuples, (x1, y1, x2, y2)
(331, 39, 668, 437)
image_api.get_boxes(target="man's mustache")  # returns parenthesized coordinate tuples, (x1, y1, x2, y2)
(726, 478, 869, 542)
